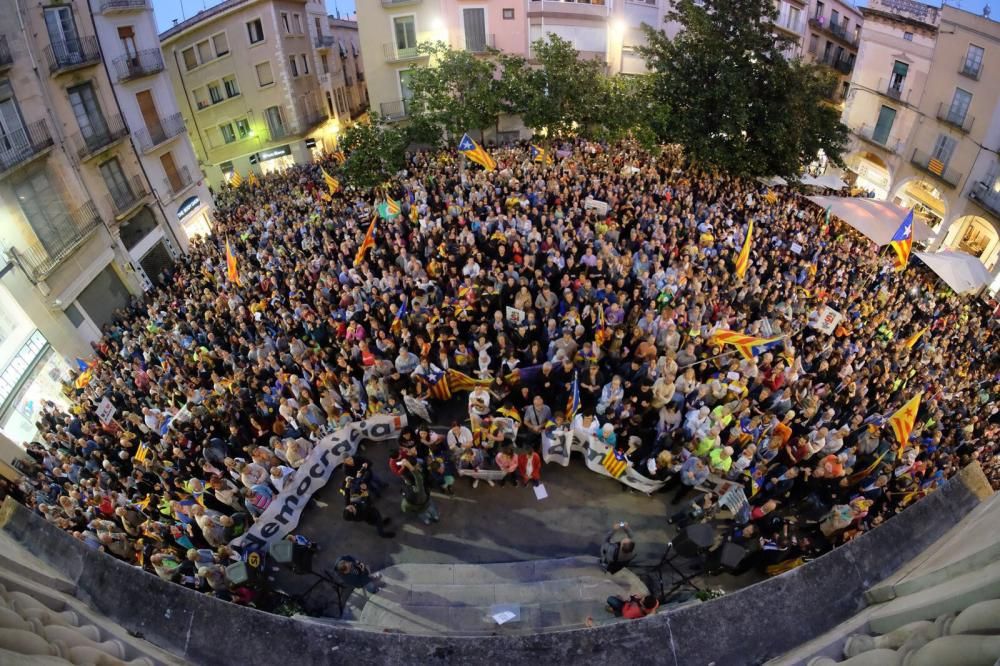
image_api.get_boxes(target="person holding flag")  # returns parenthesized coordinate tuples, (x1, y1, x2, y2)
(735, 220, 754, 279)
(530, 144, 553, 165)
(458, 133, 496, 171)
(888, 393, 922, 453)
(225, 239, 240, 286)
(353, 215, 377, 267)
(889, 209, 914, 271)
(321, 167, 341, 195)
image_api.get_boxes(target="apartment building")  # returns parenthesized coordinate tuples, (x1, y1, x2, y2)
(160, 0, 337, 185)
(0, 0, 209, 443)
(303, 2, 368, 125)
(801, 0, 862, 105)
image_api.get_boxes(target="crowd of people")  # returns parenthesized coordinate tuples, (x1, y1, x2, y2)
(7, 139, 999, 610)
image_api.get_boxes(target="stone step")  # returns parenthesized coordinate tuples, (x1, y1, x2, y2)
(377, 556, 624, 586)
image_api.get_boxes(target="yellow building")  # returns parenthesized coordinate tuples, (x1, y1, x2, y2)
(160, 0, 336, 185)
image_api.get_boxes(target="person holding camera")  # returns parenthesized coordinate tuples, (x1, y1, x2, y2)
(600, 521, 636, 574)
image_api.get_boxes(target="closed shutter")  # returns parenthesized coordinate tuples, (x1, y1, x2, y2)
(160, 152, 182, 192)
(77, 266, 132, 329)
(464, 8, 486, 51)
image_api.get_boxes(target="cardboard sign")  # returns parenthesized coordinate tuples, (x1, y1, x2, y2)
(505, 306, 525, 324)
(96, 398, 116, 425)
(584, 198, 608, 216)
(810, 306, 843, 335)
(790, 242, 803, 255)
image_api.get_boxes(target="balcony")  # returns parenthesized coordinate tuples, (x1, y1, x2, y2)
(45, 36, 101, 75)
(297, 105, 327, 131)
(112, 49, 165, 82)
(911, 149, 962, 189)
(774, 16, 803, 37)
(969, 175, 1000, 220)
(0, 36, 13, 71)
(529, 0, 612, 18)
(465, 33, 496, 54)
(107, 174, 151, 219)
(854, 124, 903, 155)
(9, 201, 103, 281)
(380, 99, 410, 121)
(808, 17, 859, 47)
(162, 165, 193, 200)
(265, 121, 294, 142)
(816, 52, 854, 75)
(876, 77, 913, 105)
(72, 114, 129, 161)
(133, 112, 185, 153)
(383, 42, 426, 63)
(315, 34, 336, 49)
(0, 120, 54, 176)
(958, 56, 982, 81)
(381, 0, 422, 6)
(936, 102, 974, 133)
(99, 0, 149, 12)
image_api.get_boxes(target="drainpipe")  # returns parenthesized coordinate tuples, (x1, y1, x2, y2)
(84, 0, 186, 257)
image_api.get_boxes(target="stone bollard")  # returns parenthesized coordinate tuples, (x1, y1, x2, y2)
(64, 645, 154, 666)
(38, 625, 125, 659)
(942, 599, 1000, 636)
(0, 605, 43, 633)
(844, 621, 938, 656)
(901, 635, 1000, 666)
(0, 645, 73, 664)
(808, 649, 904, 666)
(0, 627, 63, 657)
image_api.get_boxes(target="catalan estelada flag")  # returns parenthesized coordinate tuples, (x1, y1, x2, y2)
(134, 443, 151, 463)
(764, 190, 778, 204)
(225, 239, 240, 286)
(888, 393, 922, 451)
(458, 133, 496, 171)
(353, 215, 377, 267)
(229, 170, 243, 187)
(889, 209, 914, 271)
(332, 150, 346, 164)
(735, 219, 754, 279)
(710, 330, 784, 361)
(445, 369, 492, 393)
(386, 195, 401, 216)
(424, 369, 452, 401)
(246, 172, 258, 188)
(595, 306, 610, 346)
(530, 144, 552, 164)
(566, 372, 581, 422)
(321, 167, 340, 194)
(390, 299, 407, 335)
(602, 448, 628, 478)
(901, 328, 927, 349)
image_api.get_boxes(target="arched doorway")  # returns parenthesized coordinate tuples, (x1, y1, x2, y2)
(943, 215, 1000, 271)
(892, 177, 948, 236)
(845, 151, 892, 199)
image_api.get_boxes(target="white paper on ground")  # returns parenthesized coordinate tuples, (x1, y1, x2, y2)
(493, 611, 517, 625)
(533, 483, 548, 500)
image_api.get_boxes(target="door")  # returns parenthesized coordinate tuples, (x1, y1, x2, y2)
(889, 61, 908, 93)
(463, 8, 486, 52)
(160, 151, 183, 193)
(872, 105, 895, 145)
(118, 26, 138, 66)
(264, 106, 285, 136)
(44, 6, 80, 62)
(67, 83, 108, 147)
(948, 88, 972, 125)
(100, 157, 132, 209)
(932, 134, 956, 166)
(14, 169, 71, 256)
(0, 80, 27, 158)
(135, 90, 161, 139)
(393, 16, 416, 58)
(77, 266, 132, 328)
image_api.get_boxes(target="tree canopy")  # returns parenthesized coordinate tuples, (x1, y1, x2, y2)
(337, 113, 408, 190)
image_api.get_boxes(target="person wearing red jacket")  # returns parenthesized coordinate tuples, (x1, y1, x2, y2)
(516, 448, 541, 487)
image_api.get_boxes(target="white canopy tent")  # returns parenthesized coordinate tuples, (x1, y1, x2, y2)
(915, 250, 993, 295)
(758, 176, 788, 187)
(801, 173, 848, 190)
(805, 196, 935, 245)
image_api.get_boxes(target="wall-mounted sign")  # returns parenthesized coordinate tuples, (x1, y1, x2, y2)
(177, 196, 201, 219)
(305, 138, 317, 149)
(258, 145, 292, 162)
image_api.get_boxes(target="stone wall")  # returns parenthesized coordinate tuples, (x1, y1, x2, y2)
(0, 465, 987, 666)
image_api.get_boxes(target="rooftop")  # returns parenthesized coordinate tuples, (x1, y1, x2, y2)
(159, 0, 307, 43)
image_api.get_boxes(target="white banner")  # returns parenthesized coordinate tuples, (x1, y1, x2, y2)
(96, 398, 116, 425)
(810, 306, 843, 335)
(232, 414, 406, 550)
(541, 428, 667, 494)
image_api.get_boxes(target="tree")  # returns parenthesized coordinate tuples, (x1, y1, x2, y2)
(338, 113, 408, 191)
(501, 35, 607, 140)
(405, 42, 502, 144)
(639, 0, 848, 178)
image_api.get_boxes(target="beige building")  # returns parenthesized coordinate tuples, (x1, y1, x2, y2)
(160, 0, 339, 185)
(801, 0, 862, 105)
(304, 1, 367, 124)
(0, 0, 208, 443)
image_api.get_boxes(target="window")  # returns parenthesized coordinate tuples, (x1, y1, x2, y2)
(44, 6, 80, 62)
(788, 7, 801, 32)
(196, 39, 212, 64)
(213, 32, 229, 57)
(463, 8, 487, 52)
(393, 15, 417, 58)
(255, 61, 273, 87)
(889, 60, 908, 96)
(0, 80, 27, 153)
(831, 10, 839, 27)
(300, 54, 309, 75)
(932, 134, 957, 166)
(235, 118, 250, 139)
(208, 81, 223, 104)
(325, 91, 334, 116)
(399, 69, 414, 102)
(193, 87, 209, 109)
(815, 1, 824, 20)
(321, 53, 329, 74)
(948, 88, 972, 125)
(247, 18, 264, 44)
(223, 75, 239, 98)
(67, 82, 109, 144)
(289, 55, 298, 77)
(219, 160, 233, 175)
(903, 32, 914, 41)
(281, 12, 290, 34)
(808, 33, 818, 54)
(963, 44, 984, 78)
(160, 152, 183, 193)
(100, 158, 131, 204)
(292, 14, 302, 34)
(314, 17, 322, 34)
(219, 122, 236, 144)
(264, 106, 285, 137)
(182, 47, 198, 71)
(503, 8, 515, 20)
(118, 26, 138, 60)
(14, 169, 73, 256)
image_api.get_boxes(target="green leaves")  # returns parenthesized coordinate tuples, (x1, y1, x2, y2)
(338, 113, 408, 191)
(640, 0, 848, 178)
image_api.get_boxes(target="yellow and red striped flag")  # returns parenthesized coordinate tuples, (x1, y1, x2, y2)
(710, 329, 784, 361)
(901, 328, 927, 349)
(888, 393, 922, 452)
(735, 220, 754, 279)
(321, 167, 340, 194)
(229, 170, 243, 187)
(225, 239, 240, 286)
(602, 449, 628, 478)
(458, 133, 497, 171)
(247, 172, 258, 188)
(353, 215, 377, 267)
(386, 195, 401, 216)
(333, 150, 346, 164)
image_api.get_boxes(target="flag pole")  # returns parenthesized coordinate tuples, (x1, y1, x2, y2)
(859, 244, 889, 292)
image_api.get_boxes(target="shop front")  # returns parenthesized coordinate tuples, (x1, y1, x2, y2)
(177, 195, 212, 240)
(256, 144, 295, 176)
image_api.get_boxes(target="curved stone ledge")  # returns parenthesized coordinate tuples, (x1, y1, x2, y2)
(0, 464, 987, 666)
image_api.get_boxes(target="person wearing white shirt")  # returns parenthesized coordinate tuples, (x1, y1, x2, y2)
(446, 422, 474, 450)
(571, 413, 601, 447)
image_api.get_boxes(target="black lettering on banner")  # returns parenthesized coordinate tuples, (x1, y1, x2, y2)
(549, 442, 566, 457)
(261, 522, 280, 538)
(274, 495, 300, 525)
(318, 449, 332, 466)
(330, 437, 353, 456)
(584, 444, 604, 464)
(243, 532, 267, 549)
(369, 423, 390, 439)
(309, 462, 327, 478)
(296, 475, 312, 495)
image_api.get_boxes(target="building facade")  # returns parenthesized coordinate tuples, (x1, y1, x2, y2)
(303, 0, 368, 125)
(841, 2, 1000, 289)
(0, 0, 208, 444)
(801, 0, 862, 105)
(160, 0, 338, 185)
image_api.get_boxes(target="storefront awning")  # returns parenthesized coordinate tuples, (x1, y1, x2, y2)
(805, 196, 935, 245)
(915, 250, 993, 295)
